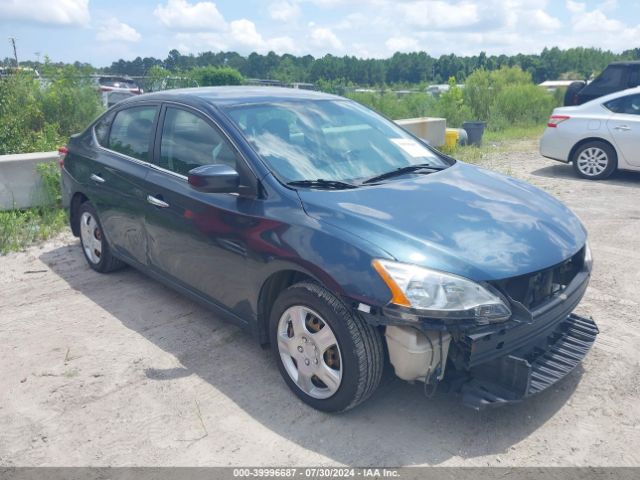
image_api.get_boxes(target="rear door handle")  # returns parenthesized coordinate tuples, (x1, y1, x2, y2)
(90, 173, 105, 183)
(614, 125, 631, 131)
(147, 195, 170, 208)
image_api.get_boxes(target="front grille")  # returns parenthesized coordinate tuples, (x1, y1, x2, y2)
(493, 247, 586, 311)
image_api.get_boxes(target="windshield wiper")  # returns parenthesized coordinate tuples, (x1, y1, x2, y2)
(362, 163, 445, 184)
(287, 179, 359, 190)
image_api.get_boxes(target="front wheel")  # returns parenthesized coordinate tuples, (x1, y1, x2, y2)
(269, 282, 384, 412)
(572, 141, 617, 180)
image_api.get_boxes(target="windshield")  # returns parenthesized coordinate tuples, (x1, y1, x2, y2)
(224, 99, 450, 184)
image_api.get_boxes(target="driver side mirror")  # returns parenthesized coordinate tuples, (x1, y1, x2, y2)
(188, 164, 240, 193)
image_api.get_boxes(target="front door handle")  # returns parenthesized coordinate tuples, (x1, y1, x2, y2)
(147, 195, 170, 208)
(90, 173, 105, 183)
(614, 125, 631, 131)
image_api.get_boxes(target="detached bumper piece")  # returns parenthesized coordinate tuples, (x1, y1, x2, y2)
(461, 314, 598, 410)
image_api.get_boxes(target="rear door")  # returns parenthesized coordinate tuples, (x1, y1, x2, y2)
(605, 93, 640, 167)
(144, 104, 259, 319)
(90, 103, 159, 265)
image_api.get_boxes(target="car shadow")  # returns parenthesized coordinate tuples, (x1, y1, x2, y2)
(532, 163, 640, 186)
(40, 244, 584, 466)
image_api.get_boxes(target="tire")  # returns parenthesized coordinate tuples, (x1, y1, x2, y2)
(77, 201, 126, 273)
(269, 281, 384, 412)
(564, 81, 586, 106)
(572, 141, 617, 180)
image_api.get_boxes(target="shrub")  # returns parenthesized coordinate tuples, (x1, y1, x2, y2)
(432, 77, 472, 127)
(463, 66, 557, 130)
(346, 91, 437, 120)
(40, 64, 103, 137)
(188, 66, 243, 86)
(0, 73, 47, 155)
(489, 84, 556, 131)
(0, 63, 103, 155)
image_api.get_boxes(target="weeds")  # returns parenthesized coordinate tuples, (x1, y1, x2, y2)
(0, 161, 66, 255)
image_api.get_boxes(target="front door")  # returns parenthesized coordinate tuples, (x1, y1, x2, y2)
(144, 105, 259, 319)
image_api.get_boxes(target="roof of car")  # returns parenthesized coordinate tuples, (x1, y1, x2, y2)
(125, 86, 342, 107)
(608, 61, 640, 66)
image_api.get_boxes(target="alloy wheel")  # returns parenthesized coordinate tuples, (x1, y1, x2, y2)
(576, 147, 609, 177)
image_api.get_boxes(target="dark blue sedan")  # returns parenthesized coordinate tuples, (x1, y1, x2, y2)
(60, 87, 597, 411)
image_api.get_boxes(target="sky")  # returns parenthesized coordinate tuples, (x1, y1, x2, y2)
(0, 0, 639, 67)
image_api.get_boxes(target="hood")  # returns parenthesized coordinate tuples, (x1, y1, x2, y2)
(298, 162, 586, 281)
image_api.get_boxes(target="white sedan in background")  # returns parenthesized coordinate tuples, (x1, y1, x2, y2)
(540, 87, 640, 179)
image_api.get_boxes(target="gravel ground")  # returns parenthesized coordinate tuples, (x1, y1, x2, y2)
(1, 141, 639, 467)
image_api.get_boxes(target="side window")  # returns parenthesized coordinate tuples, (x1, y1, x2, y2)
(108, 106, 158, 161)
(604, 94, 640, 115)
(159, 107, 238, 176)
(94, 111, 115, 146)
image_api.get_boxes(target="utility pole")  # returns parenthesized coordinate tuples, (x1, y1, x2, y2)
(9, 37, 18, 66)
(35, 51, 41, 64)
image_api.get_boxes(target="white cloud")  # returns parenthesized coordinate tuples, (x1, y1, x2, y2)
(96, 18, 141, 43)
(310, 27, 343, 51)
(153, 0, 226, 31)
(229, 19, 264, 48)
(269, 1, 301, 21)
(0, 0, 90, 25)
(566, 0, 586, 14)
(309, 0, 345, 6)
(175, 19, 297, 54)
(400, 1, 481, 30)
(385, 36, 420, 53)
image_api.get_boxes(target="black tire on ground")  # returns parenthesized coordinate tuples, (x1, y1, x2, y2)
(269, 281, 384, 412)
(77, 201, 126, 273)
(572, 140, 617, 180)
(564, 81, 586, 106)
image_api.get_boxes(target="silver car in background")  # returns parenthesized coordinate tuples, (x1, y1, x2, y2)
(540, 87, 640, 179)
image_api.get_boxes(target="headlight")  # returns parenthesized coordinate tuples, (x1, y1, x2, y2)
(372, 259, 511, 323)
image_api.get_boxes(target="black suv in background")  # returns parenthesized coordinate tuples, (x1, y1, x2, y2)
(564, 61, 640, 106)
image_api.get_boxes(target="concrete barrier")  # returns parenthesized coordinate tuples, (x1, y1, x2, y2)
(0, 151, 58, 211)
(395, 117, 446, 147)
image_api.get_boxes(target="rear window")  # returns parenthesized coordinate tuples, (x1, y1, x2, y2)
(107, 106, 158, 161)
(588, 66, 626, 91)
(604, 94, 640, 115)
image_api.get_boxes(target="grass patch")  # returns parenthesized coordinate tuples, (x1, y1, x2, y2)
(443, 124, 543, 164)
(0, 207, 67, 255)
(484, 124, 545, 142)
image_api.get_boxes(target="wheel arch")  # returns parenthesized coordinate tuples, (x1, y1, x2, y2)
(69, 192, 89, 237)
(569, 137, 618, 165)
(256, 268, 323, 345)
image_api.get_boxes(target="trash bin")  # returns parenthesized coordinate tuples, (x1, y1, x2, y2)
(444, 128, 459, 149)
(462, 121, 486, 147)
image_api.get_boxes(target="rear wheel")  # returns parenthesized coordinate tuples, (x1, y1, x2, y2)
(78, 202, 125, 273)
(572, 141, 617, 180)
(269, 281, 384, 412)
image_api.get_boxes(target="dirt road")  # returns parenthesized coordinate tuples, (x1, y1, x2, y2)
(1, 142, 639, 466)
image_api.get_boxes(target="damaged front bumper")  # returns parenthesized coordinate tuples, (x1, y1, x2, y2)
(459, 313, 598, 409)
(363, 265, 598, 409)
